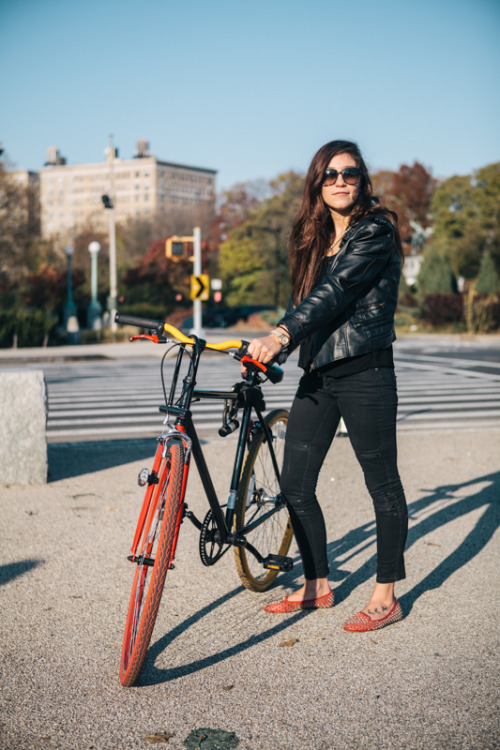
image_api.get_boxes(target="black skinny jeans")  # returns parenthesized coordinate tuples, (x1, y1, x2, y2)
(280, 366, 408, 583)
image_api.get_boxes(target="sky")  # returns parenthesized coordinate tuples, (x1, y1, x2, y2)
(1, 0, 499, 192)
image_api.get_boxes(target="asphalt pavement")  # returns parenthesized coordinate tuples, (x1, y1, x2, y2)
(1, 333, 499, 749)
(1, 418, 499, 749)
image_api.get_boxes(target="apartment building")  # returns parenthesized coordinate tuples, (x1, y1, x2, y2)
(39, 140, 217, 240)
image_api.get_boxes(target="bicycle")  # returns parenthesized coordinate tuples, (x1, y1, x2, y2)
(115, 313, 294, 687)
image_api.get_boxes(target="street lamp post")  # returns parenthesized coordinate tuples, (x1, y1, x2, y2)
(87, 241, 102, 330)
(63, 244, 80, 344)
(103, 136, 117, 333)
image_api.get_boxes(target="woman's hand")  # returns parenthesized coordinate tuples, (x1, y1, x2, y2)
(248, 334, 283, 363)
(241, 334, 283, 376)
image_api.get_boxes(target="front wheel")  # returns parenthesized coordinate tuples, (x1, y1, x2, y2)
(120, 441, 185, 687)
(234, 409, 293, 591)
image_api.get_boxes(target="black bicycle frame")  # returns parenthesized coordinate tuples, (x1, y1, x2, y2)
(161, 339, 286, 564)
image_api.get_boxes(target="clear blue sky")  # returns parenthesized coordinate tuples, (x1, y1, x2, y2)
(1, 0, 499, 191)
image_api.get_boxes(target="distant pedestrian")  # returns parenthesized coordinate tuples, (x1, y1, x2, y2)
(246, 140, 408, 631)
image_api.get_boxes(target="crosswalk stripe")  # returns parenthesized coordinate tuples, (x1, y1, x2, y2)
(40, 349, 500, 441)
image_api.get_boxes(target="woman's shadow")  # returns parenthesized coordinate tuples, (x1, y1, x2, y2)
(136, 469, 499, 686)
(330, 469, 500, 613)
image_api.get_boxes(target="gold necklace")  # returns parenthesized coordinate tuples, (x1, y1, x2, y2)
(326, 225, 349, 256)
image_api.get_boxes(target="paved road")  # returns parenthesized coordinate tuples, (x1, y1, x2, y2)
(1, 426, 498, 749)
(1, 334, 499, 441)
(1, 334, 499, 749)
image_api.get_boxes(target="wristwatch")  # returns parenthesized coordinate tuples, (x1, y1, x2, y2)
(270, 328, 290, 347)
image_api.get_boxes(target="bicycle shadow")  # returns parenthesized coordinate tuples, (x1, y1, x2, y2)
(139, 586, 311, 686)
(137, 470, 499, 686)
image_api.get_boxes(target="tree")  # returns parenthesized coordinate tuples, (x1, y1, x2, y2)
(218, 172, 303, 307)
(0, 163, 37, 287)
(121, 237, 198, 314)
(431, 162, 500, 280)
(211, 179, 270, 243)
(475, 251, 499, 294)
(0, 159, 63, 311)
(372, 162, 436, 253)
(417, 245, 457, 295)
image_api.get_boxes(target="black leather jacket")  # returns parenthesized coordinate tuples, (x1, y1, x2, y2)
(279, 215, 401, 370)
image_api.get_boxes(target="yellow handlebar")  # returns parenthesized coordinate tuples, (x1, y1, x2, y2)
(162, 323, 243, 351)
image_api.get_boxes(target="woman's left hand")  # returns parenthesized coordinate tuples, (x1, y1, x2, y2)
(241, 334, 283, 375)
(247, 334, 283, 364)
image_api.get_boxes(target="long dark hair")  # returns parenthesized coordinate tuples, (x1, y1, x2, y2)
(289, 140, 402, 303)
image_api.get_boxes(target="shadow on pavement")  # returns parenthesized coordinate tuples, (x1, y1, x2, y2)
(135, 470, 499, 686)
(331, 469, 500, 615)
(0, 559, 44, 586)
(138, 585, 311, 687)
(48, 438, 158, 481)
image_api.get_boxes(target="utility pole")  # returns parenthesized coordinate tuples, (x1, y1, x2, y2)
(193, 226, 202, 337)
(105, 135, 118, 333)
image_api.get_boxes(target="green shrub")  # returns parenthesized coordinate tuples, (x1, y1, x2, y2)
(0, 309, 57, 348)
(465, 290, 500, 333)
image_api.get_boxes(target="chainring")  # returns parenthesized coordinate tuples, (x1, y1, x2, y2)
(199, 509, 226, 566)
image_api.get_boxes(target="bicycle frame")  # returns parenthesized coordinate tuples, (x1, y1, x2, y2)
(131, 335, 286, 567)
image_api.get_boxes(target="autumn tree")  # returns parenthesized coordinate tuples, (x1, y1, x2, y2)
(121, 236, 204, 316)
(210, 179, 270, 245)
(372, 162, 436, 254)
(0, 160, 56, 303)
(219, 171, 303, 307)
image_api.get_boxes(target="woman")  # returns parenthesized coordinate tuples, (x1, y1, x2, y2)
(247, 140, 408, 632)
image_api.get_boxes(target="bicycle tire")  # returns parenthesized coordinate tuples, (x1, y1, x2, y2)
(120, 441, 185, 687)
(234, 409, 293, 591)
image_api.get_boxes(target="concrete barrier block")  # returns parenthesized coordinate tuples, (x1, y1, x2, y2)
(0, 371, 48, 484)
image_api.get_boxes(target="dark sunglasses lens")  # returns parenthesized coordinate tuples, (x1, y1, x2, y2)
(323, 169, 338, 184)
(342, 168, 361, 185)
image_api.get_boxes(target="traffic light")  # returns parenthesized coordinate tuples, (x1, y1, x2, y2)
(101, 194, 114, 209)
(165, 236, 193, 261)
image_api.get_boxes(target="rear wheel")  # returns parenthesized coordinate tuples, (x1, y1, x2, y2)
(120, 441, 184, 687)
(234, 409, 293, 591)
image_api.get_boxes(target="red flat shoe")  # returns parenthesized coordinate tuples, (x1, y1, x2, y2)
(264, 590, 334, 613)
(343, 600, 403, 632)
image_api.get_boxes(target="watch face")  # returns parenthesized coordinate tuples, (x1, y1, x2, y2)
(272, 329, 289, 346)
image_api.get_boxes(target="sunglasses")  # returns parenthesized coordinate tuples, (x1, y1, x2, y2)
(323, 167, 362, 186)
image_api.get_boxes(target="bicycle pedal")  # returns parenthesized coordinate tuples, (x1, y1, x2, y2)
(127, 554, 175, 570)
(127, 554, 154, 567)
(263, 554, 294, 572)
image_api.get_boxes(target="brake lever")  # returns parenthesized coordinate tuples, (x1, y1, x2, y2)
(130, 334, 168, 344)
